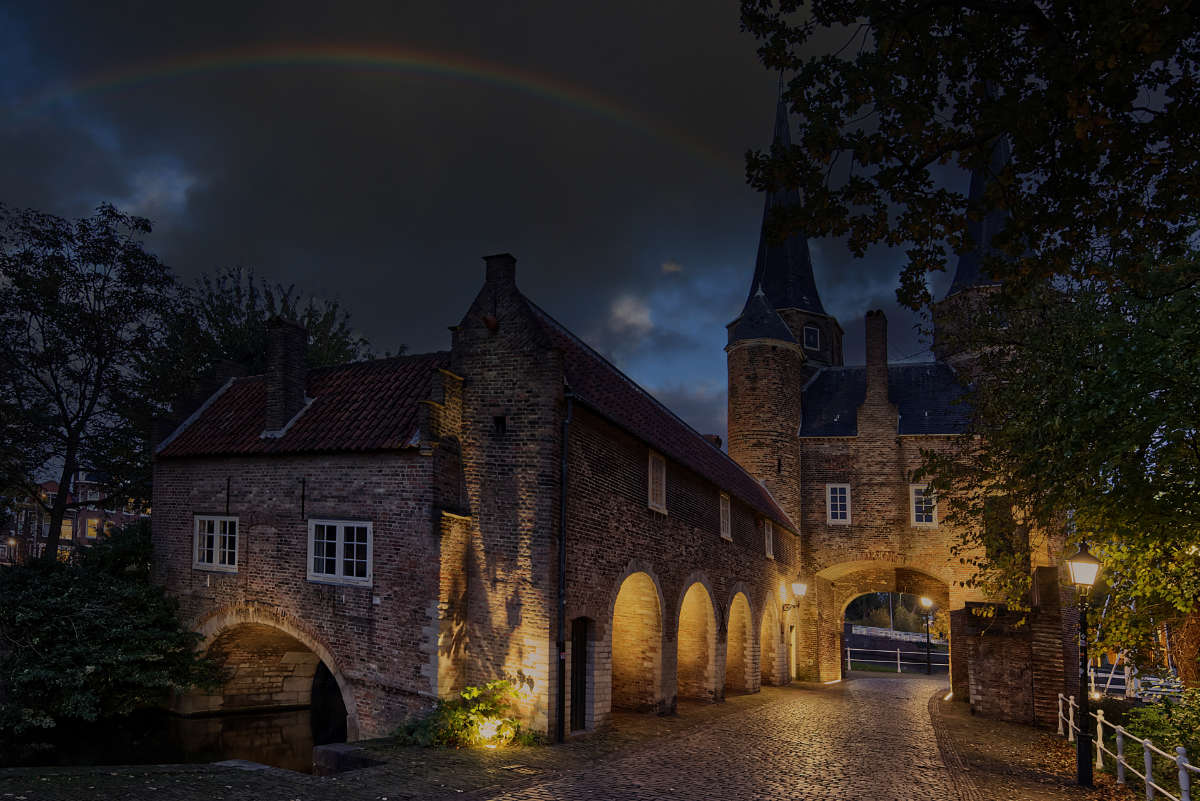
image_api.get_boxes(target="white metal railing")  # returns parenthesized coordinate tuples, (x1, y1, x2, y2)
(1058, 692, 1197, 801)
(846, 646, 949, 673)
(1090, 664, 1185, 702)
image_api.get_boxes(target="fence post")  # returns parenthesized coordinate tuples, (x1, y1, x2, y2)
(1178, 746, 1190, 801)
(846, 646, 851, 671)
(1096, 709, 1106, 771)
(1068, 696, 1076, 743)
(1058, 694, 1065, 736)
(1116, 726, 1126, 785)
(1144, 738, 1154, 801)
(897, 648, 901, 673)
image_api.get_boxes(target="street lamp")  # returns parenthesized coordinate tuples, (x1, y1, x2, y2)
(782, 580, 807, 612)
(1066, 542, 1101, 788)
(920, 596, 934, 675)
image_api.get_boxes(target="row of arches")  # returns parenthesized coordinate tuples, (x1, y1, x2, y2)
(586, 569, 795, 727)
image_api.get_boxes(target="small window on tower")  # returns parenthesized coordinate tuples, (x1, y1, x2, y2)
(803, 325, 820, 351)
(492, 415, 507, 434)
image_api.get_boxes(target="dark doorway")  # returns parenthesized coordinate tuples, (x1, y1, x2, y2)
(570, 617, 590, 731)
(311, 661, 348, 744)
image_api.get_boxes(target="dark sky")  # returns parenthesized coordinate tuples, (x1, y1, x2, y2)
(2, 1, 957, 439)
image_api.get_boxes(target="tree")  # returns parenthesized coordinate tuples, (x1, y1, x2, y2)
(0, 204, 175, 561)
(146, 266, 378, 417)
(0, 520, 221, 736)
(920, 263, 1200, 683)
(740, 0, 1200, 306)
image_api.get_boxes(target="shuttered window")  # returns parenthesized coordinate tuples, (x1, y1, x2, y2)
(719, 493, 732, 540)
(648, 451, 667, 513)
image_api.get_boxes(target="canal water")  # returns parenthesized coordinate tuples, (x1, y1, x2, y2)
(2, 706, 347, 773)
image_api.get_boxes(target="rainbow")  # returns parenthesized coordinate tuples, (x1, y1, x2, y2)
(29, 43, 741, 174)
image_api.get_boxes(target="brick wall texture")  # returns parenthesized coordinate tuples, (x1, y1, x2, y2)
(153, 259, 1078, 740)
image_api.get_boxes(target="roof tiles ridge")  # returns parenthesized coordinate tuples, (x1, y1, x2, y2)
(524, 296, 782, 502)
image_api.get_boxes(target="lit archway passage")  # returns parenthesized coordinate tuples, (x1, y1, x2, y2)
(725, 592, 754, 694)
(676, 583, 718, 701)
(611, 572, 663, 711)
(759, 600, 781, 685)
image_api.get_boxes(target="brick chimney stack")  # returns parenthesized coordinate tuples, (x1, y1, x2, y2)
(484, 253, 517, 287)
(864, 309, 889, 404)
(265, 317, 307, 433)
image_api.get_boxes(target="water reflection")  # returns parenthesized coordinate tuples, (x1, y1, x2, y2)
(3, 707, 345, 773)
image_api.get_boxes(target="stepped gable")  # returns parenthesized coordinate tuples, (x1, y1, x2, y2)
(156, 352, 449, 457)
(527, 300, 796, 531)
(799, 363, 970, 437)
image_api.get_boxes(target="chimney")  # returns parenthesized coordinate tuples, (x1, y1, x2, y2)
(864, 309, 889, 404)
(484, 253, 517, 287)
(703, 434, 723, 449)
(865, 309, 888, 366)
(265, 317, 308, 433)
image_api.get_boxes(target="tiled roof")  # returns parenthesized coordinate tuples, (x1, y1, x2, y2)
(527, 300, 796, 532)
(800, 362, 971, 437)
(156, 352, 448, 457)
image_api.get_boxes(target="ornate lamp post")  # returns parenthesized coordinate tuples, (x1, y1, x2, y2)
(1066, 542, 1102, 787)
(920, 596, 934, 674)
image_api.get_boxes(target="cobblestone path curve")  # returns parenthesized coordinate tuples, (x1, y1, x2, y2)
(491, 675, 958, 801)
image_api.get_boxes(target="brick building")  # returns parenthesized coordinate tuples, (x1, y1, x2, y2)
(153, 97, 1076, 740)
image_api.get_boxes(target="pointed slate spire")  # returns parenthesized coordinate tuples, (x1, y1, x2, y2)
(728, 288, 797, 345)
(742, 88, 827, 316)
(947, 85, 1015, 298)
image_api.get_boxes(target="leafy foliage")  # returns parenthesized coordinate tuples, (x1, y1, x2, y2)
(147, 266, 377, 413)
(0, 204, 175, 557)
(740, 0, 1200, 307)
(0, 522, 221, 737)
(395, 680, 540, 748)
(920, 262, 1200, 679)
(1121, 689, 1200, 795)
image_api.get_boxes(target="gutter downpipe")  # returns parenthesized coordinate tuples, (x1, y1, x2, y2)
(556, 389, 574, 744)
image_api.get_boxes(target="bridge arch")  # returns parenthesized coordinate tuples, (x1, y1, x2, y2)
(189, 604, 359, 741)
(675, 575, 719, 702)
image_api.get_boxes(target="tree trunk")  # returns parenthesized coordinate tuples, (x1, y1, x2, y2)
(1171, 606, 1200, 688)
(39, 452, 76, 564)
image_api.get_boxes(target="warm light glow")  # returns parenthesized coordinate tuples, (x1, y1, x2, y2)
(920, 596, 933, 609)
(478, 717, 501, 747)
(792, 581, 808, 598)
(943, 691, 954, 701)
(1066, 543, 1102, 588)
(1090, 692, 1102, 700)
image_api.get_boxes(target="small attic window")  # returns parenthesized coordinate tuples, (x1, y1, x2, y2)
(803, 325, 820, 350)
(493, 415, 507, 434)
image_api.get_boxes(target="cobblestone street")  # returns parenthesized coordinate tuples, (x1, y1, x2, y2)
(1, 675, 1103, 801)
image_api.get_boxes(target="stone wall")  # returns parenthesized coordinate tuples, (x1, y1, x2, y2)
(152, 450, 453, 739)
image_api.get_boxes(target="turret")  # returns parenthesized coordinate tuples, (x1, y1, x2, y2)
(934, 134, 1014, 366)
(745, 94, 844, 371)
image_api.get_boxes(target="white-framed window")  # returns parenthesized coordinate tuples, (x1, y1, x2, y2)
(194, 515, 238, 572)
(647, 450, 667, 513)
(826, 484, 851, 524)
(910, 484, 937, 526)
(308, 520, 373, 585)
(764, 519, 774, 559)
(803, 324, 820, 350)
(719, 493, 732, 540)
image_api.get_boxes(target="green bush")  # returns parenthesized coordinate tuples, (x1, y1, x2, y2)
(0, 522, 222, 738)
(1117, 689, 1200, 795)
(395, 680, 541, 748)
